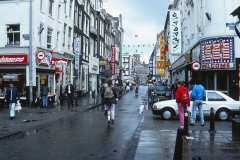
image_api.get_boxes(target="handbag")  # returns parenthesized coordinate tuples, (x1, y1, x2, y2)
(15, 101, 22, 113)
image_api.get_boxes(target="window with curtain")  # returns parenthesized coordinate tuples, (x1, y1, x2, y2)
(69, 0, 72, 18)
(49, 0, 53, 16)
(47, 28, 53, 49)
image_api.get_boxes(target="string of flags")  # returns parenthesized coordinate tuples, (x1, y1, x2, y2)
(123, 44, 155, 48)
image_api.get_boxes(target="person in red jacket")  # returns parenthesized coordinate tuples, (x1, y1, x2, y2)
(175, 81, 190, 129)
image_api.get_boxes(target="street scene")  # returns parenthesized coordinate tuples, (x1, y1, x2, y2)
(0, 86, 239, 160)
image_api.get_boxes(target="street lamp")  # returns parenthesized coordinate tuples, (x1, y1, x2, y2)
(29, 0, 33, 107)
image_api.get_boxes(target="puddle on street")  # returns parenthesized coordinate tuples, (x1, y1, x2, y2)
(22, 120, 38, 123)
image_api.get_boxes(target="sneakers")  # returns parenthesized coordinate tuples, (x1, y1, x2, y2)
(179, 125, 184, 130)
(201, 123, 205, 126)
(111, 120, 114, 124)
(189, 123, 195, 126)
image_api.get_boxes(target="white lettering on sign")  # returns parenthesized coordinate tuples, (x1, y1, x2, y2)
(0, 56, 24, 63)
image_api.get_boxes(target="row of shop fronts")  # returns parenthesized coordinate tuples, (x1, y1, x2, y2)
(0, 47, 120, 106)
(170, 36, 239, 100)
(0, 47, 76, 106)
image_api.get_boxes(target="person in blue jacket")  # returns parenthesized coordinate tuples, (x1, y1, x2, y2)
(4, 82, 20, 120)
(189, 77, 206, 126)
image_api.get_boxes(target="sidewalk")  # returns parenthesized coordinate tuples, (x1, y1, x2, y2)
(134, 109, 240, 160)
(0, 95, 103, 140)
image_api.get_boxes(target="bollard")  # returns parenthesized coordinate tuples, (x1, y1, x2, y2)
(92, 90, 95, 98)
(173, 129, 183, 160)
(209, 107, 216, 132)
(183, 110, 189, 135)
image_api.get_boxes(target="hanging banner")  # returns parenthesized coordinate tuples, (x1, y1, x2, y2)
(111, 46, 116, 75)
(75, 38, 80, 69)
(169, 10, 181, 55)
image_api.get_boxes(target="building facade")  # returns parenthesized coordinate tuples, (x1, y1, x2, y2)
(164, 0, 240, 100)
(0, 0, 74, 105)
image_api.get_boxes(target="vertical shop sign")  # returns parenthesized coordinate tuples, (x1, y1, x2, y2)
(75, 38, 80, 69)
(169, 10, 181, 55)
(149, 57, 153, 76)
(111, 46, 116, 75)
(160, 35, 165, 61)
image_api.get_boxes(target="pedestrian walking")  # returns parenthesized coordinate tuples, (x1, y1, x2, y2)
(171, 81, 178, 99)
(59, 80, 64, 108)
(189, 77, 206, 126)
(65, 81, 74, 108)
(188, 80, 195, 91)
(4, 82, 20, 120)
(175, 81, 190, 129)
(56, 80, 64, 107)
(101, 80, 118, 124)
(41, 83, 49, 108)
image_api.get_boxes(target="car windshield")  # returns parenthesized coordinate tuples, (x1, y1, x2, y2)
(155, 86, 168, 91)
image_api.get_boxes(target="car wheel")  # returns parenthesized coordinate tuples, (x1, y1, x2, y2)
(161, 108, 174, 120)
(216, 108, 230, 121)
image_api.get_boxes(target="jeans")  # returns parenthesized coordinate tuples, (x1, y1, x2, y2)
(177, 103, 188, 126)
(67, 93, 73, 107)
(191, 100, 204, 124)
(105, 104, 115, 120)
(9, 103, 15, 117)
(42, 95, 48, 107)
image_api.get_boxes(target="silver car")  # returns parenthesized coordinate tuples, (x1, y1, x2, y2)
(152, 90, 240, 121)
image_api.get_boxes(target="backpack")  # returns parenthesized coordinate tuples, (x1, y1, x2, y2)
(104, 86, 114, 98)
(180, 87, 188, 104)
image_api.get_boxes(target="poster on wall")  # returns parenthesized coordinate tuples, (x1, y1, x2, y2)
(200, 37, 235, 70)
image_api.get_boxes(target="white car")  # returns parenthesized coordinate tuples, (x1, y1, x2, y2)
(152, 90, 240, 121)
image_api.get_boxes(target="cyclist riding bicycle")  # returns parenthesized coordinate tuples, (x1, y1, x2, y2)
(135, 82, 139, 94)
(101, 80, 118, 124)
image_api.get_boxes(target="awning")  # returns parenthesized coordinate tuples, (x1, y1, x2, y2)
(55, 67, 63, 74)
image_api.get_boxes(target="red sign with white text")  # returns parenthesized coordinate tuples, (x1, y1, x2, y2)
(111, 46, 116, 75)
(0, 54, 28, 64)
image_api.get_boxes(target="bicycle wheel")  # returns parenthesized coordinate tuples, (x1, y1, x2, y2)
(107, 110, 111, 129)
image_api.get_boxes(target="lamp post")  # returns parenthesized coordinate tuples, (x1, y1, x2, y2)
(29, 0, 33, 107)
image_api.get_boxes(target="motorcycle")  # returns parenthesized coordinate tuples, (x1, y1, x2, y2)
(148, 90, 158, 105)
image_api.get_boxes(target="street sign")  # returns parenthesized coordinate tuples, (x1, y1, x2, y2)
(192, 61, 200, 71)
(36, 51, 45, 60)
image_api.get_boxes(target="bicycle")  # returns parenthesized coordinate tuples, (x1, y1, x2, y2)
(106, 98, 118, 129)
(107, 105, 111, 129)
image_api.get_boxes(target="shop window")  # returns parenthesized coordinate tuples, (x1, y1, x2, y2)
(207, 73, 214, 90)
(47, 28, 53, 49)
(6, 24, 20, 45)
(217, 72, 227, 91)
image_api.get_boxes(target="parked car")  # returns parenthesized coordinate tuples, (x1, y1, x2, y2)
(152, 90, 240, 121)
(154, 85, 171, 101)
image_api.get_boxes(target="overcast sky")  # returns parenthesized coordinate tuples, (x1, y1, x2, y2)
(103, 0, 173, 63)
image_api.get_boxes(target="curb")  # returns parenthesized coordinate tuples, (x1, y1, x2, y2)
(0, 131, 22, 140)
